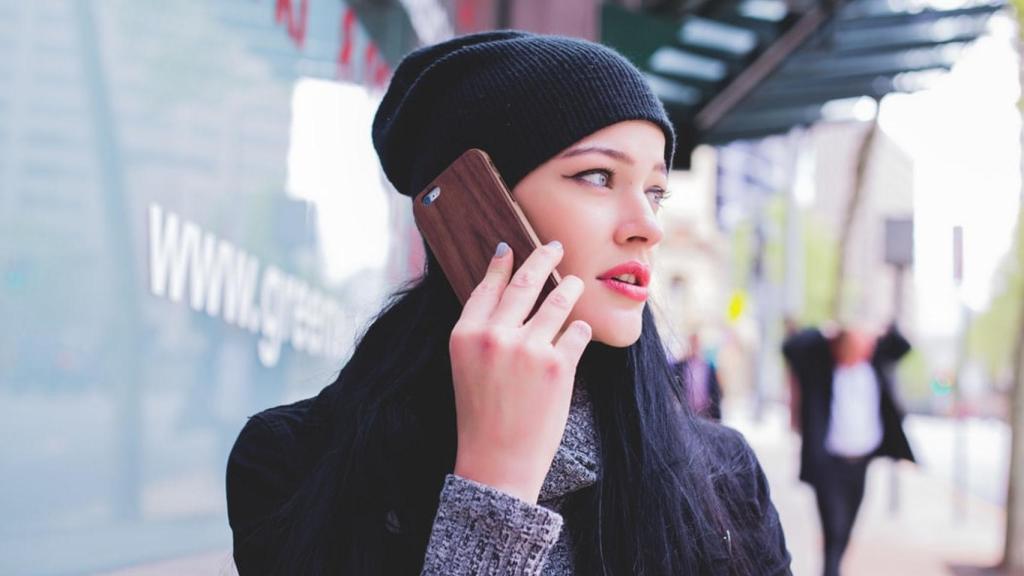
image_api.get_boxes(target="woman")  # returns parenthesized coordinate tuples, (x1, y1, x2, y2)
(227, 30, 791, 575)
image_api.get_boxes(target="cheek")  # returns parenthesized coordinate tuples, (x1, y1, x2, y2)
(528, 199, 607, 252)
(568, 278, 644, 347)
(520, 195, 577, 242)
(554, 248, 587, 282)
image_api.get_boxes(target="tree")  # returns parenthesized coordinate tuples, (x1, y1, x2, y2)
(1004, 1, 1024, 568)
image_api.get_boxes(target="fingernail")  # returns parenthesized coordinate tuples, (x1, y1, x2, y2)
(495, 242, 510, 257)
(547, 240, 562, 251)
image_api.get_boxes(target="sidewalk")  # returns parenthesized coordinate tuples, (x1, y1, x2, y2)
(727, 402, 1007, 576)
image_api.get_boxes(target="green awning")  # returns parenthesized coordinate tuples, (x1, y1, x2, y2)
(602, 0, 1006, 166)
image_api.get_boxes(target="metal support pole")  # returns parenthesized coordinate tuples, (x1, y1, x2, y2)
(889, 264, 905, 515)
(952, 225, 969, 525)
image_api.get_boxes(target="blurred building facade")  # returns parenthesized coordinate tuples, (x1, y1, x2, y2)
(0, 1, 423, 573)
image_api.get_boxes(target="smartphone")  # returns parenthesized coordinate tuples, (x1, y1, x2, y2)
(413, 148, 561, 306)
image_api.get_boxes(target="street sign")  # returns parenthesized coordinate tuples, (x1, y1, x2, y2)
(953, 225, 964, 284)
(884, 217, 914, 267)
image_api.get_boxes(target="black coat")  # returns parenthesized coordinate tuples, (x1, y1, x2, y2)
(226, 384, 792, 575)
(782, 325, 916, 486)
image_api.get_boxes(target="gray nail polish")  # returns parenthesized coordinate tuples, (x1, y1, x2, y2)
(547, 240, 562, 250)
(495, 242, 510, 257)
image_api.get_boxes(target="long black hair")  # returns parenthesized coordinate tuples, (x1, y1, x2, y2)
(263, 248, 761, 575)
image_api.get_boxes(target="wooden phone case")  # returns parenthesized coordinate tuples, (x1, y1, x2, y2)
(413, 149, 561, 305)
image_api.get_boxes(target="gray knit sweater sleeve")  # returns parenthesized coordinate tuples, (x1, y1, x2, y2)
(421, 474, 564, 575)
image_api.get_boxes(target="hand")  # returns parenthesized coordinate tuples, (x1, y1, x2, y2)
(449, 241, 592, 504)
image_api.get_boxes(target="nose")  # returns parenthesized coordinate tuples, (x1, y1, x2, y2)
(613, 188, 664, 246)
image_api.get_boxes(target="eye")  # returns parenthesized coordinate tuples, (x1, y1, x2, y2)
(646, 187, 672, 207)
(572, 169, 612, 188)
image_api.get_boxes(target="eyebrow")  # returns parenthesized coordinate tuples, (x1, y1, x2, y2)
(559, 145, 668, 175)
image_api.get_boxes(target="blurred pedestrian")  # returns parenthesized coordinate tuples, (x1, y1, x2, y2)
(226, 31, 791, 575)
(782, 322, 916, 576)
(674, 331, 722, 420)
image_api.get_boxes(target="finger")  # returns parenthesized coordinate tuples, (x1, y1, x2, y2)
(459, 242, 514, 325)
(554, 320, 592, 367)
(522, 275, 584, 343)
(490, 241, 563, 326)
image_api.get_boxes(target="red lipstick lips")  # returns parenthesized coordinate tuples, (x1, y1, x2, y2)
(597, 261, 650, 302)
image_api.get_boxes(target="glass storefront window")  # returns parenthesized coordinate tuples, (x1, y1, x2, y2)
(0, 1, 422, 573)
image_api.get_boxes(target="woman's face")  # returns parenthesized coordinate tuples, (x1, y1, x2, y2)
(512, 120, 668, 347)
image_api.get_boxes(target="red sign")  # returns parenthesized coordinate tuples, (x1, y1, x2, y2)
(275, 0, 309, 48)
(336, 7, 390, 89)
(272, 1, 390, 89)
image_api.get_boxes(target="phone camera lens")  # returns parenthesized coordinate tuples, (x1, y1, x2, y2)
(423, 187, 441, 206)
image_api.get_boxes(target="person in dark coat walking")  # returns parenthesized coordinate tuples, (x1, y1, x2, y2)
(782, 322, 916, 576)
(674, 331, 723, 421)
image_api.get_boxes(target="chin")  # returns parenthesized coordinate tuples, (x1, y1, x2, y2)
(590, 318, 643, 347)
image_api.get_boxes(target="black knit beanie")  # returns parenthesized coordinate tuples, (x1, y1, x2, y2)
(372, 30, 676, 198)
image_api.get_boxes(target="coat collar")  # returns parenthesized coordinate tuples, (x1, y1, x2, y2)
(538, 383, 600, 503)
